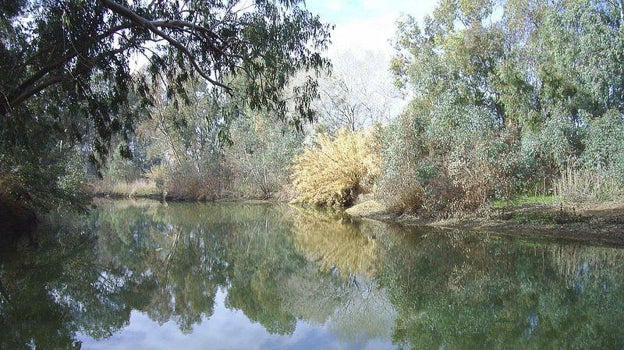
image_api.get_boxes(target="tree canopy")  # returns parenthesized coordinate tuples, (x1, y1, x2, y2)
(0, 0, 331, 165)
(380, 0, 624, 212)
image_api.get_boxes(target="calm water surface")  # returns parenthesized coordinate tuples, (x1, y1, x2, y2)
(1, 200, 624, 349)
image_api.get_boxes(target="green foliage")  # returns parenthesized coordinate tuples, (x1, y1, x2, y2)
(384, 0, 624, 211)
(583, 109, 624, 183)
(0, 144, 92, 211)
(226, 112, 304, 199)
(95, 77, 304, 202)
(5, 202, 624, 348)
(491, 195, 561, 210)
(0, 0, 331, 207)
(380, 228, 624, 349)
(134, 78, 232, 200)
(101, 144, 144, 183)
(1, 0, 331, 144)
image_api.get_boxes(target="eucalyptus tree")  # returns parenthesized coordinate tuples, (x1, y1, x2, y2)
(384, 0, 624, 211)
(0, 0, 331, 203)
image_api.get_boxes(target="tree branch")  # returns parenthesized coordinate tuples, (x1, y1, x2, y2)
(99, 0, 233, 92)
(11, 23, 135, 112)
(8, 76, 63, 112)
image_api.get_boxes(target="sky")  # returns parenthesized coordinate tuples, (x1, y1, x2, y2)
(302, 1, 439, 122)
(305, 0, 439, 58)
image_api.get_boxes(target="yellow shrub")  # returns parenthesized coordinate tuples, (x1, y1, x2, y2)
(291, 129, 380, 207)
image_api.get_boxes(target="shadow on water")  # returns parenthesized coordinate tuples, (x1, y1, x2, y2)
(1, 199, 624, 349)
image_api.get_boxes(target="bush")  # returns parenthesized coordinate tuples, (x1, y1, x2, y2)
(378, 167, 424, 214)
(376, 111, 428, 214)
(0, 145, 92, 211)
(291, 129, 380, 207)
(92, 179, 159, 198)
(583, 109, 624, 183)
(145, 162, 231, 201)
(379, 104, 516, 215)
(554, 165, 623, 202)
(226, 113, 303, 199)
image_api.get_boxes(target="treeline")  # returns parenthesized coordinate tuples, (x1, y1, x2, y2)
(94, 77, 304, 201)
(376, 0, 624, 215)
(298, 0, 624, 215)
(99, 0, 624, 217)
(3, 0, 624, 218)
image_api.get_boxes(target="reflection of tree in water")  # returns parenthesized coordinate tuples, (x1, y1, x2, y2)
(3, 202, 392, 348)
(222, 204, 306, 335)
(0, 211, 143, 349)
(326, 277, 396, 344)
(289, 206, 378, 278)
(7, 201, 622, 349)
(287, 208, 397, 342)
(376, 227, 624, 349)
(550, 244, 624, 287)
(94, 201, 254, 333)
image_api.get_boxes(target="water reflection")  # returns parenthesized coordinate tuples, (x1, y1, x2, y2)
(289, 206, 378, 277)
(1, 200, 624, 349)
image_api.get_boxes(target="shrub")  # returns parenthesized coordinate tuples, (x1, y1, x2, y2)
(376, 113, 428, 214)
(554, 165, 623, 202)
(583, 109, 624, 183)
(226, 113, 303, 199)
(380, 170, 425, 214)
(145, 162, 231, 201)
(92, 179, 159, 198)
(291, 129, 380, 207)
(379, 104, 515, 215)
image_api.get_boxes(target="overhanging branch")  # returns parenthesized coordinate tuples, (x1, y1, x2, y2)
(99, 0, 233, 92)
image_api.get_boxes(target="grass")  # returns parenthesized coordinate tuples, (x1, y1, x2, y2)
(291, 129, 380, 207)
(93, 179, 160, 198)
(491, 195, 561, 209)
(490, 195, 589, 225)
(507, 209, 588, 225)
(554, 166, 623, 202)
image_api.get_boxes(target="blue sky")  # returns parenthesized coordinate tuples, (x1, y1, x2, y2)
(306, 0, 437, 24)
(305, 0, 439, 55)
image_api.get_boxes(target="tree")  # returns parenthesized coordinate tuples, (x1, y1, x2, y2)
(0, 0, 331, 206)
(316, 50, 400, 132)
(226, 109, 304, 199)
(383, 0, 624, 211)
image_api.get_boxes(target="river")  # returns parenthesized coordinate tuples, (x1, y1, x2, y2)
(1, 200, 623, 349)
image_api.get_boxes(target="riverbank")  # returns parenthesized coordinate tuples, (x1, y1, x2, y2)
(91, 184, 624, 247)
(346, 200, 624, 247)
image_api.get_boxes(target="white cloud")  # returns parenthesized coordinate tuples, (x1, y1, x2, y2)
(329, 15, 397, 58)
(310, 0, 439, 60)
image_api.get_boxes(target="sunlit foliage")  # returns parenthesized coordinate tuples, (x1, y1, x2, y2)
(291, 129, 381, 207)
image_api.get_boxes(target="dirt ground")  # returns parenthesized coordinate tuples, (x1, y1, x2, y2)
(348, 200, 624, 247)
(430, 201, 624, 247)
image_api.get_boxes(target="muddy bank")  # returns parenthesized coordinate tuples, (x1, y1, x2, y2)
(347, 200, 624, 247)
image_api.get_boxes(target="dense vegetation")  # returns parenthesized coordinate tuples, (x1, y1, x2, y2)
(2, 0, 624, 234)
(0, 0, 330, 210)
(382, 0, 624, 214)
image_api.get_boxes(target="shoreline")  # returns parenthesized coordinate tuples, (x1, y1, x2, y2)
(92, 193, 624, 247)
(347, 200, 624, 247)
